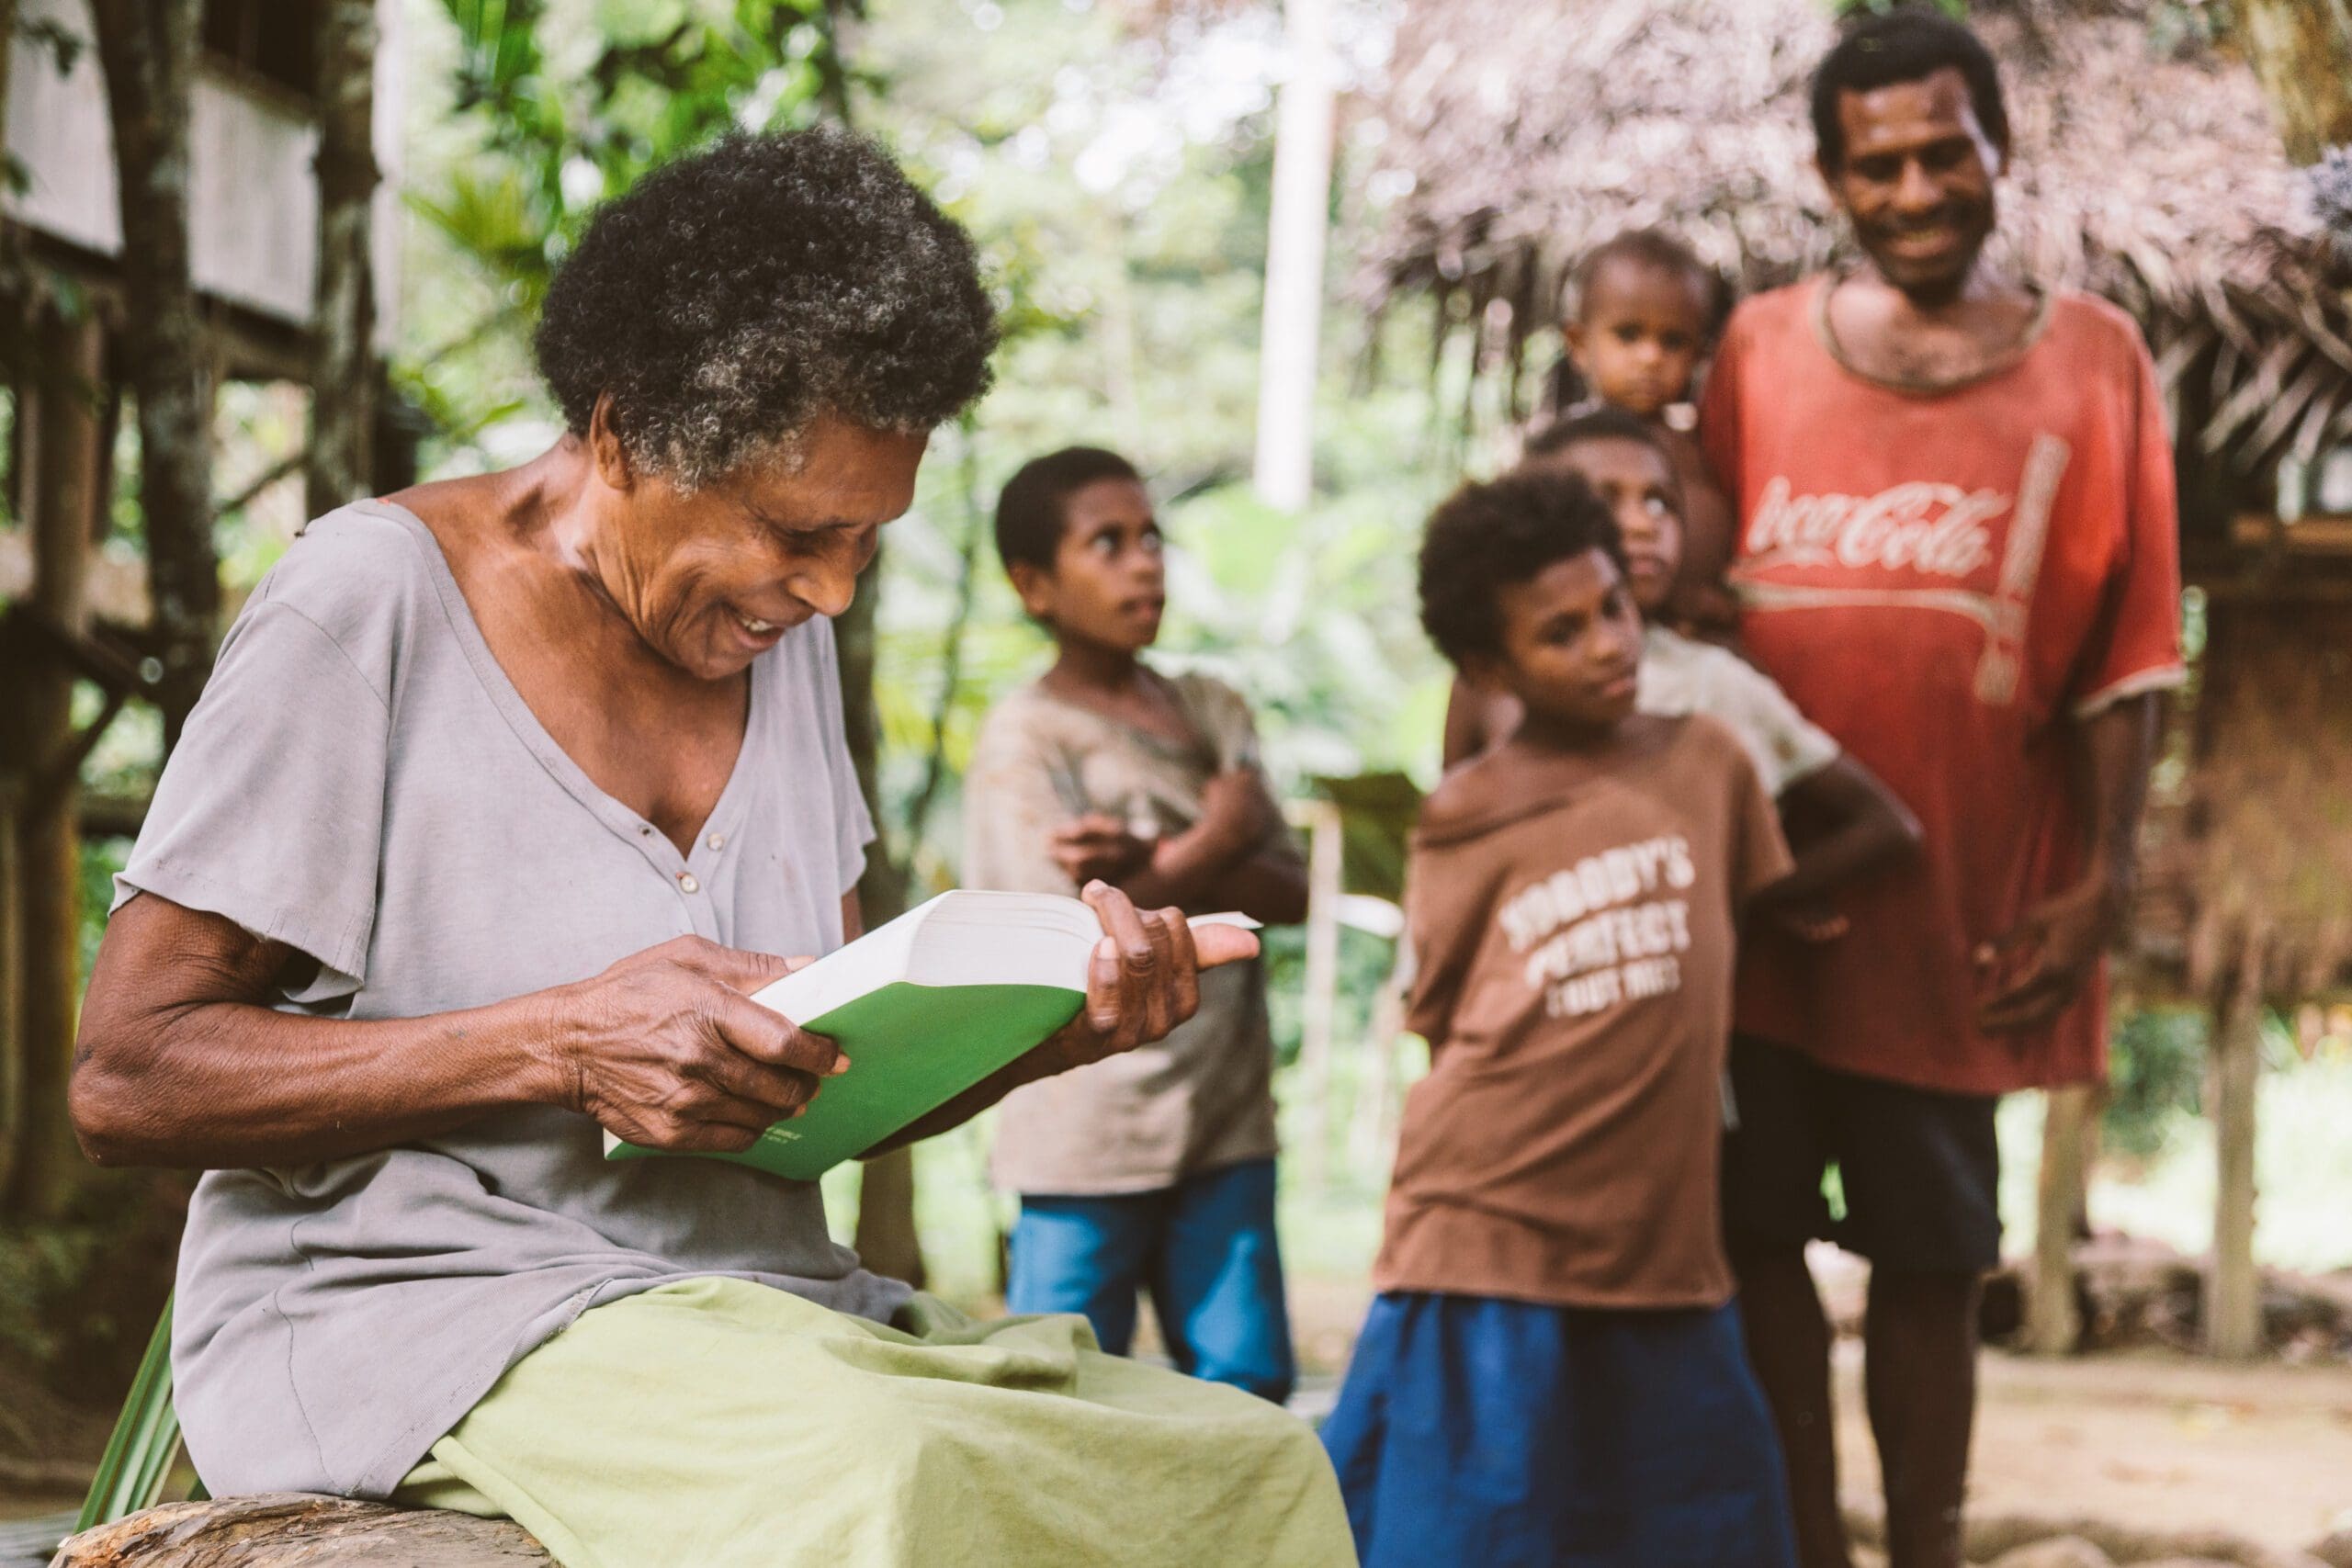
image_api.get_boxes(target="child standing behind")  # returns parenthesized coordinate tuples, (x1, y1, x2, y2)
(1551, 227, 1741, 637)
(1444, 411, 1916, 936)
(963, 446, 1308, 1404)
(1324, 471, 1801, 1565)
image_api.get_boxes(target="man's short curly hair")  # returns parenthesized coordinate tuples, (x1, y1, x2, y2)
(1419, 469, 1626, 671)
(1812, 7, 2007, 174)
(534, 128, 999, 488)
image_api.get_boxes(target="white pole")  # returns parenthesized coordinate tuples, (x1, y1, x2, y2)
(1252, 0, 1336, 513)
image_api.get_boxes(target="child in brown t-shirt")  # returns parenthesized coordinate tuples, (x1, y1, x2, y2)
(1319, 469, 1799, 1568)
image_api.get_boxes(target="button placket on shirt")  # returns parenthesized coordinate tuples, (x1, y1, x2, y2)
(632, 821, 718, 937)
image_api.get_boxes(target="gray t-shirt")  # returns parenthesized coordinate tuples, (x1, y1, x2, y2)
(117, 500, 905, 1500)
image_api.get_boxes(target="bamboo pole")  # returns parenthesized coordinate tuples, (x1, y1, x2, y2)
(1295, 800, 1345, 1190)
(2024, 1085, 2096, 1355)
(2205, 934, 2266, 1360)
(1251, 0, 1336, 512)
(1346, 958, 1408, 1175)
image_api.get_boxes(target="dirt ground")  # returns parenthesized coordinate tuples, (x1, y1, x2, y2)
(1284, 1271, 2352, 1555)
(1910, 1345, 2352, 1553)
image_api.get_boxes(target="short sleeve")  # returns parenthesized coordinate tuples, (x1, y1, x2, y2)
(804, 617, 876, 897)
(1726, 739, 1796, 907)
(115, 599, 390, 998)
(1183, 674, 1265, 774)
(2073, 335, 2188, 717)
(960, 701, 1082, 898)
(1401, 851, 1479, 1048)
(1714, 655, 1842, 795)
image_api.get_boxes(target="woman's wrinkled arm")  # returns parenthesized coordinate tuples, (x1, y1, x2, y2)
(74, 893, 842, 1169)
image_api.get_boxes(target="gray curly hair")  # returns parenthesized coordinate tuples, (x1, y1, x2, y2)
(533, 127, 999, 489)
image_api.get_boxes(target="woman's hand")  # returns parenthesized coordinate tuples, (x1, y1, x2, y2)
(1029, 881, 1261, 1075)
(546, 936, 843, 1153)
(856, 882, 1262, 1157)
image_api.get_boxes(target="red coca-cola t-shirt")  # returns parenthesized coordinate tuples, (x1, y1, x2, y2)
(1702, 280, 2185, 1095)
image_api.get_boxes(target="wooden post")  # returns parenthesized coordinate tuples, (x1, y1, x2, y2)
(2, 303, 104, 1220)
(2206, 935, 2266, 1359)
(1347, 955, 1408, 1175)
(0, 773, 22, 1201)
(2236, 0, 2352, 164)
(306, 0, 380, 519)
(854, 1144, 924, 1289)
(1295, 799, 1345, 1190)
(1251, 0, 1336, 512)
(2024, 1084, 2095, 1355)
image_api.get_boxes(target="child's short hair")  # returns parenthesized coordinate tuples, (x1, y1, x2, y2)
(1568, 229, 1724, 328)
(994, 446, 1142, 573)
(1521, 407, 1669, 467)
(1419, 470, 1627, 670)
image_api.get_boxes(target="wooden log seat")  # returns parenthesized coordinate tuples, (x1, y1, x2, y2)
(50, 1495, 555, 1567)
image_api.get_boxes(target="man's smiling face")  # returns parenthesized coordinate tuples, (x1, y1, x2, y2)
(1822, 66, 2005, 305)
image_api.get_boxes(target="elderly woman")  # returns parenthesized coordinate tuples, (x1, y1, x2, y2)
(71, 130, 1352, 1568)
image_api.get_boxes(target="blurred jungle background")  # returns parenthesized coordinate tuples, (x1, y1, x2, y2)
(6, 0, 2352, 1557)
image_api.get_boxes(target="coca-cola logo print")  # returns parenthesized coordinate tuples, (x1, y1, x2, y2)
(1734, 434, 2073, 706)
(1743, 478, 2004, 580)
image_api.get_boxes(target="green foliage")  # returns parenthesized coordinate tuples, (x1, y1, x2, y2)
(0, 1174, 188, 1404)
(396, 0, 865, 469)
(2103, 1006, 2208, 1157)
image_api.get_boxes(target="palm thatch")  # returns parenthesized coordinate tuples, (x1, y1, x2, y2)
(1357, 0, 2350, 479)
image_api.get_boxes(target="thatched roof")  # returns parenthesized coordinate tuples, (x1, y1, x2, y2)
(1359, 0, 2350, 473)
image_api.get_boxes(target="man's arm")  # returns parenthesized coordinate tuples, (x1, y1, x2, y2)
(1974, 693, 2162, 1033)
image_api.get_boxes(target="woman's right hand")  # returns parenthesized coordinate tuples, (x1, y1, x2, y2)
(543, 936, 845, 1153)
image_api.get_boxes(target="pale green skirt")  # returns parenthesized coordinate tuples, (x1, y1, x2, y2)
(394, 1276, 1355, 1568)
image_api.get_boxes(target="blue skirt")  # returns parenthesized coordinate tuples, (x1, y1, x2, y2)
(1320, 1292, 1797, 1568)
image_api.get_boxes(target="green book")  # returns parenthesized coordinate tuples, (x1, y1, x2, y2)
(603, 890, 1254, 1182)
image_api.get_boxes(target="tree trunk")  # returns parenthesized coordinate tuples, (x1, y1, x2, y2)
(1, 303, 105, 1220)
(2238, 0, 2352, 164)
(2206, 932, 2267, 1359)
(91, 0, 217, 750)
(1251, 0, 1336, 512)
(306, 0, 379, 520)
(54, 1494, 554, 1566)
(838, 551, 923, 1287)
(2024, 1084, 2096, 1355)
(805, 0, 924, 1292)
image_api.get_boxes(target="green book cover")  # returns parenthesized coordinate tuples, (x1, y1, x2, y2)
(606, 979, 1084, 1181)
(603, 890, 1253, 1181)
(603, 890, 1262, 1183)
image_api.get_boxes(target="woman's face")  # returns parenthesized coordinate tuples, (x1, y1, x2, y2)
(597, 416, 930, 681)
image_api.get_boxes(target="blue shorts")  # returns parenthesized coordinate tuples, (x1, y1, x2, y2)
(1009, 1156, 1295, 1403)
(1321, 1292, 1797, 1568)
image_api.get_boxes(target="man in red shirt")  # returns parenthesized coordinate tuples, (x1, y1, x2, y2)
(1697, 12, 2185, 1568)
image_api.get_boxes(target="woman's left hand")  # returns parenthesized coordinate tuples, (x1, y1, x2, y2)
(1034, 880, 1261, 1073)
(859, 881, 1261, 1156)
